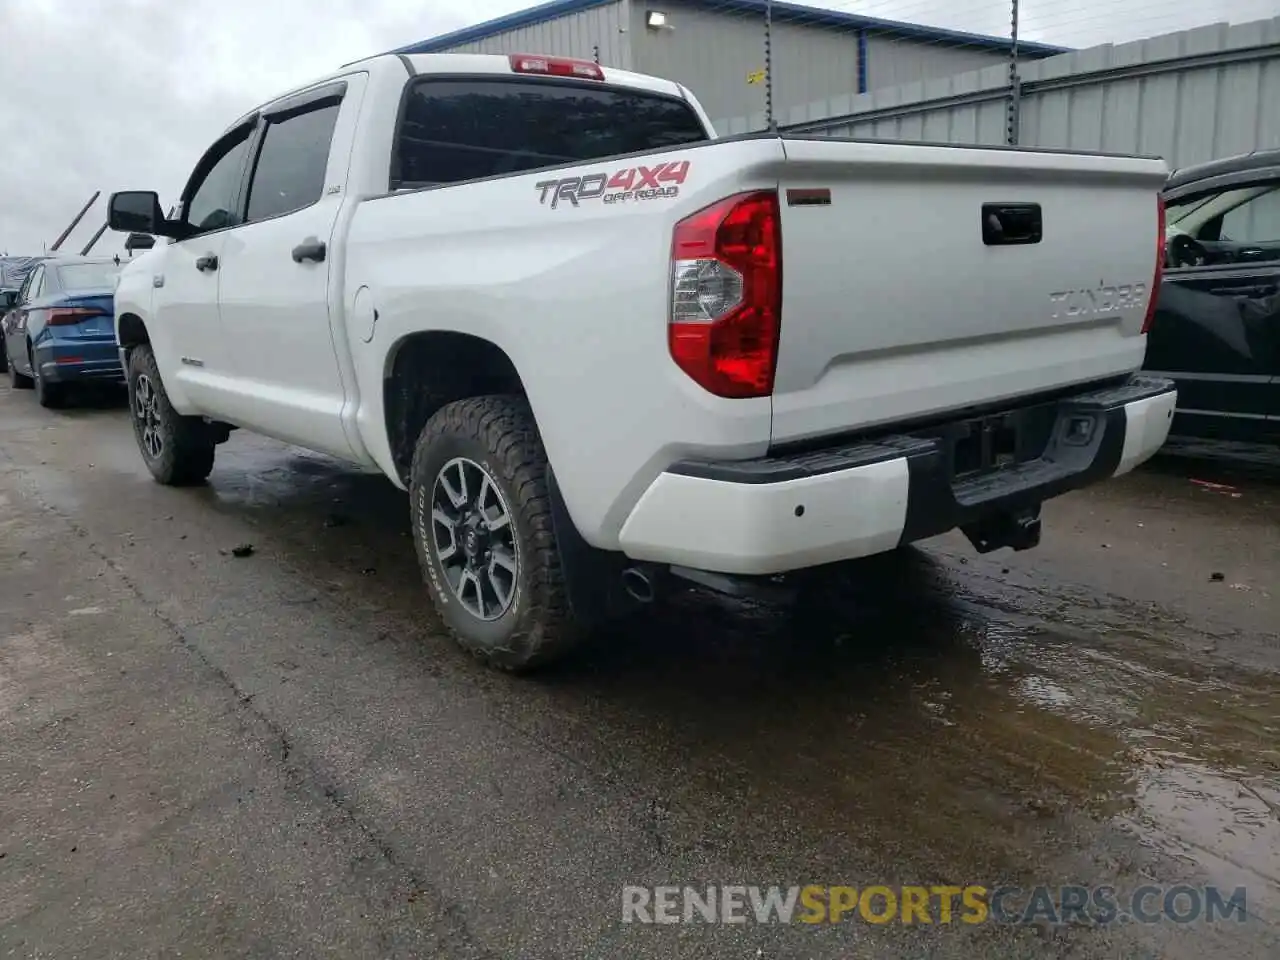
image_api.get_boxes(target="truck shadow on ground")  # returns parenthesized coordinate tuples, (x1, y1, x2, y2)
(197, 442, 1280, 907)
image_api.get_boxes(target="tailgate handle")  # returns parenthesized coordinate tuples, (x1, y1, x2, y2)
(982, 203, 1042, 246)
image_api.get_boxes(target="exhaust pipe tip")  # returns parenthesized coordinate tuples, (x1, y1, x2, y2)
(621, 566, 656, 604)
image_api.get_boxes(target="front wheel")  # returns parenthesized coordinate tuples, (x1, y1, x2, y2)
(409, 395, 583, 672)
(127, 345, 216, 485)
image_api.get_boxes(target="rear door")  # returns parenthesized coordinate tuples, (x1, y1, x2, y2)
(1147, 174, 1280, 441)
(213, 76, 362, 459)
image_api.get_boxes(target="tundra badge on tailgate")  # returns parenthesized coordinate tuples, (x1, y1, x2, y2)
(536, 160, 690, 210)
(1049, 281, 1148, 319)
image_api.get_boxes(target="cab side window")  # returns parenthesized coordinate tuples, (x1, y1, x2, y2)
(244, 102, 340, 222)
(183, 130, 253, 236)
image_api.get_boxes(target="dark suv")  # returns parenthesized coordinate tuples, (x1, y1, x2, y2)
(1145, 148, 1280, 443)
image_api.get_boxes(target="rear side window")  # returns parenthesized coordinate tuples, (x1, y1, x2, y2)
(392, 78, 708, 189)
(246, 103, 341, 222)
(58, 262, 120, 291)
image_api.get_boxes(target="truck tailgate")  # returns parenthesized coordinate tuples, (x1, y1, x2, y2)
(770, 137, 1168, 444)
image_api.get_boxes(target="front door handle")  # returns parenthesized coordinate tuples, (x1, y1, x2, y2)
(291, 238, 326, 263)
(195, 254, 219, 272)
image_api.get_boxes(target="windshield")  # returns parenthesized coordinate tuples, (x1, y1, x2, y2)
(57, 262, 121, 291)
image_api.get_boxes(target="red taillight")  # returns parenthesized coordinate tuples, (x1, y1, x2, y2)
(668, 191, 782, 399)
(1141, 194, 1166, 334)
(508, 53, 604, 81)
(47, 307, 107, 326)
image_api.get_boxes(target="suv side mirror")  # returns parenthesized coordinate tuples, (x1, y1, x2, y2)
(125, 232, 156, 253)
(108, 191, 178, 238)
(1, 290, 17, 310)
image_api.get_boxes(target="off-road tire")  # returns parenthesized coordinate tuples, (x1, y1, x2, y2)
(127, 345, 216, 485)
(32, 354, 66, 408)
(409, 395, 582, 672)
(7, 343, 32, 388)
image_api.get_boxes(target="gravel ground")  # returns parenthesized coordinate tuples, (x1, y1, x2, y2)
(1, 383, 1277, 959)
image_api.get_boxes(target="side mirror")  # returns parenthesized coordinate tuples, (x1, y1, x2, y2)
(125, 232, 156, 252)
(108, 191, 178, 238)
(1, 290, 17, 310)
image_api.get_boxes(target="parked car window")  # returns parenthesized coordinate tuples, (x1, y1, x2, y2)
(1219, 185, 1280, 245)
(58, 262, 121, 291)
(1166, 181, 1280, 268)
(184, 132, 253, 235)
(392, 79, 709, 188)
(27, 266, 45, 300)
(245, 103, 340, 222)
(15, 269, 36, 304)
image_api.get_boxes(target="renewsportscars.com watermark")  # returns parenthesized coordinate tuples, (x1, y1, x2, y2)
(621, 885, 1248, 926)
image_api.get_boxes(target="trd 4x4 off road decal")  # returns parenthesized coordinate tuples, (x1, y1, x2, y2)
(536, 160, 690, 210)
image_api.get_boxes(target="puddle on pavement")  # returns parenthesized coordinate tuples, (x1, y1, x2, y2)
(172, 440, 1280, 916)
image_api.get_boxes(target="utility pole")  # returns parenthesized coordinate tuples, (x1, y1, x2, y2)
(49, 191, 101, 252)
(1006, 0, 1021, 145)
(764, 0, 776, 132)
(79, 222, 109, 256)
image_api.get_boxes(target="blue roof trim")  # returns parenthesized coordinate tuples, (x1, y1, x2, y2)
(394, 0, 1070, 58)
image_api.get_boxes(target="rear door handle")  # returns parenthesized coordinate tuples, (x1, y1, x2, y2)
(291, 238, 326, 263)
(195, 254, 218, 272)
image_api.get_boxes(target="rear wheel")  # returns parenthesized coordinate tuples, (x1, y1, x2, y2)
(409, 395, 582, 672)
(127, 345, 216, 485)
(32, 354, 66, 408)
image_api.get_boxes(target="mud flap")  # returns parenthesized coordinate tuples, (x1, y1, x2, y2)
(546, 468, 644, 626)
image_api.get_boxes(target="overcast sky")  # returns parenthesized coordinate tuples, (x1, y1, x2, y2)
(1, 0, 1276, 255)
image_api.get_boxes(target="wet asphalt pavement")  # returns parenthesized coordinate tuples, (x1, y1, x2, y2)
(1, 383, 1278, 959)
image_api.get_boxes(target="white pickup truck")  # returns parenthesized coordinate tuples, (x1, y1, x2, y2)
(108, 51, 1175, 671)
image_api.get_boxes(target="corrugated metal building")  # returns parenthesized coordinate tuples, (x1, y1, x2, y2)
(394, 0, 1068, 127)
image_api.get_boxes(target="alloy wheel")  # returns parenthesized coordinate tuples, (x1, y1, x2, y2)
(134, 374, 164, 459)
(430, 456, 519, 621)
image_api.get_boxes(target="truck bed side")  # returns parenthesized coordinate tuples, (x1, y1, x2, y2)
(344, 137, 791, 547)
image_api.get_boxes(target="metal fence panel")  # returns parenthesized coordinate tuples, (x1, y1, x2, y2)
(712, 15, 1280, 171)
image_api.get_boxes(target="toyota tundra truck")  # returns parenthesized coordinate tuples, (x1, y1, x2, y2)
(107, 51, 1175, 671)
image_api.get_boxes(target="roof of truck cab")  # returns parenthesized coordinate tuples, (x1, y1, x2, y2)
(226, 52, 690, 140)
(1165, 148, 1280, 191)
(392, 0, 1069, 57)
(401, 52, 687, 97)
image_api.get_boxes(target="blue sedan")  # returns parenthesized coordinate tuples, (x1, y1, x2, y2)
(2, 256, 123, 408)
